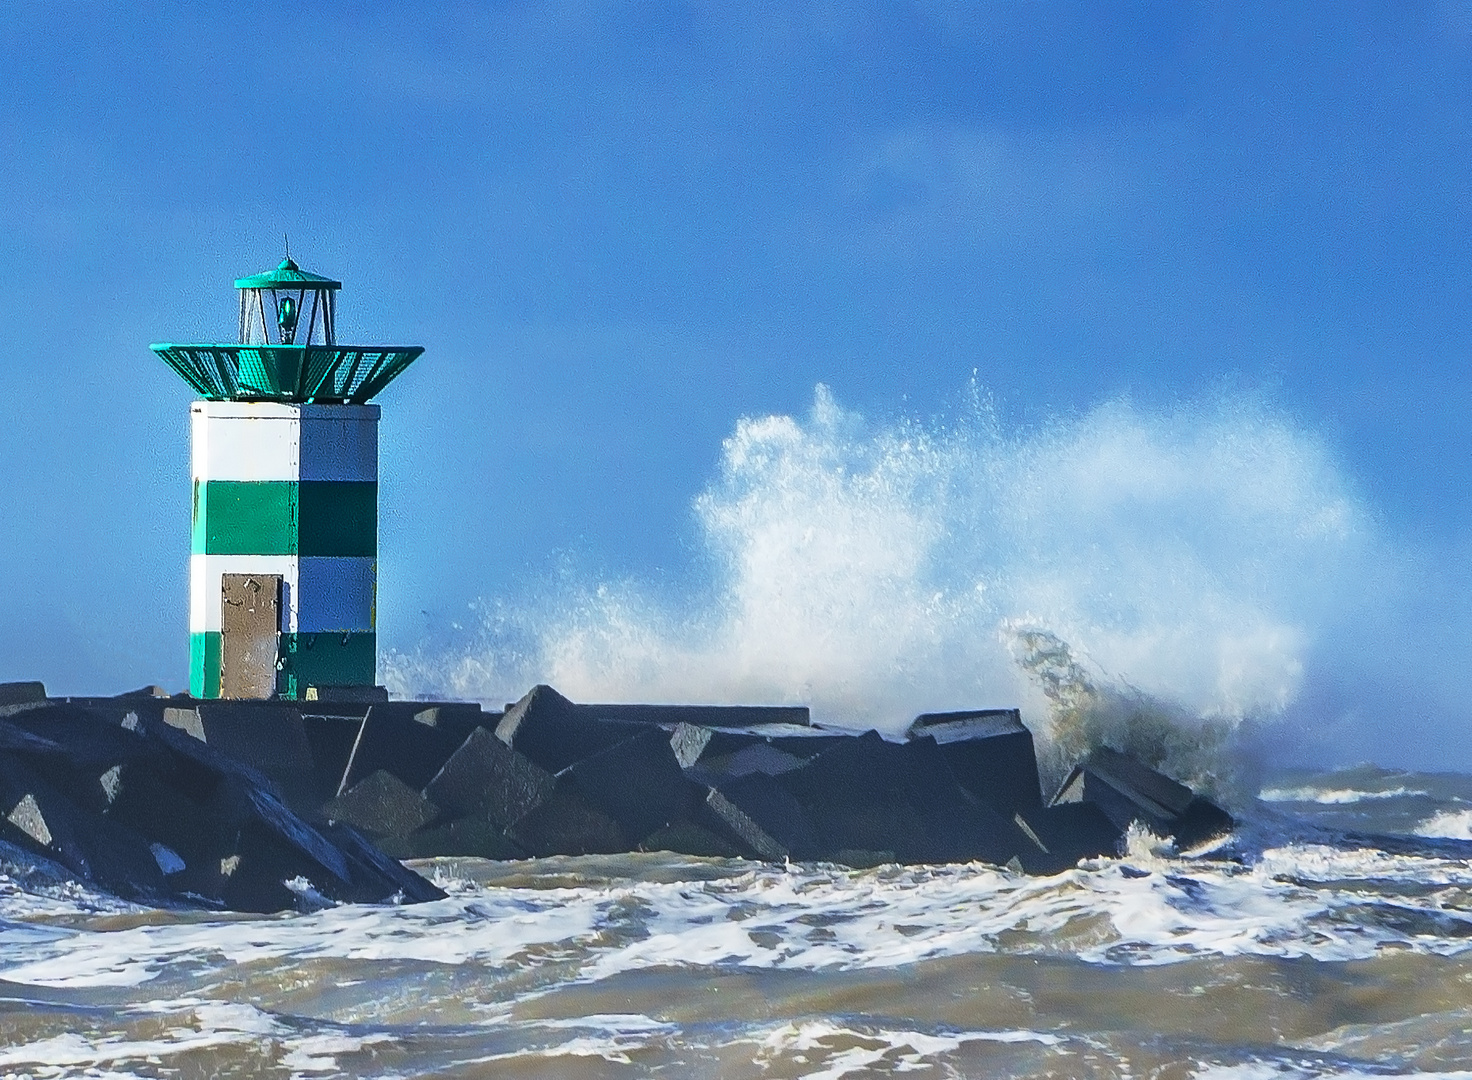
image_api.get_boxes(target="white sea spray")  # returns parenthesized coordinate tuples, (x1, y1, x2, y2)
(387, 383, 1389, 790)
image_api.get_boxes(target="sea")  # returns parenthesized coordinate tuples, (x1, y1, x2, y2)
(5, 386, 1468, 1077)
(1, 765, 1472, 1078)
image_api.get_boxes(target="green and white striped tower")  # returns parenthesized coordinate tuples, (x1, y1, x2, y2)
(152, 255, 423, 700)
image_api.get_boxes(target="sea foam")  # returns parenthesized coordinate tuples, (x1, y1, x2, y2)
(387, 382, 1391, 777)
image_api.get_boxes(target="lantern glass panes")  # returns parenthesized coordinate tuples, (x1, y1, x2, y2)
(239, 283, 335, 346)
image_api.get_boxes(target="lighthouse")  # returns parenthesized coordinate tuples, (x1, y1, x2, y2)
(152, 255, 423, 700)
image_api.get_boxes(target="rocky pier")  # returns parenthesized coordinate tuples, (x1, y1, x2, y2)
(0, 681, 1232, 912)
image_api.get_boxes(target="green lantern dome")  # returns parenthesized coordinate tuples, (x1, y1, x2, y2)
(233, 256, 342, 291)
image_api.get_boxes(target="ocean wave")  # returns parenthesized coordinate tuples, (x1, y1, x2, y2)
(0, 999, 392, 1077)
(1414, 809, 1472, 840)
(1258, 785, 1429, 805)
(4, 841, 1472, 997)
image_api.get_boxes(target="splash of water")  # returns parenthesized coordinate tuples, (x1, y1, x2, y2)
(386, 382, 1375, 780)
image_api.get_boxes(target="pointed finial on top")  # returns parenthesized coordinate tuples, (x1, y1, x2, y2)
(279, 234, 298, 273)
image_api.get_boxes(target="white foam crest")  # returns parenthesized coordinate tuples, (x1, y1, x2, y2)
(748, 1019, 1059, 1079)
(1260, 785, 1428, 805)
(0, 844, 139, 921)
(1191, 1066, 1472, 1080)
(389, 383, 1377, 755)
(0, 884, 606, 988)
(6, 846, 1472, 995)
(0, 997, 399, 1078)
(1253, 843, 1472, 885)
(1414, 809, 1472, 840)
(450, 1014, 681, 1068)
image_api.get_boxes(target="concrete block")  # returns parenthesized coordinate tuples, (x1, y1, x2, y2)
(232, 781, 446, 908)
(0, 685, 47, 718)
(323, 770, 441, 840)
(84, 815, 171, 900)
(215, 818, 340, 913)
(1020, 802, 1124, 868)
(700, 786, 792, 860)
(103, 726, 357, 906)
(321, 822, 452, 900)
(241, 782, 352, 884)
(1050, 747, 1234, 846)
(192, 703, 318, 806)
(804, 800, 928, 864)
(310, 685, 390, 703)
(669, 722, 714, 769)
(709, 771, 819, 859)
(560, 727, 695, 844)
(387, 816, 528, 862)
(775, 731, 1036, 866)
(780, 730, 909, 806)
(0, 682, 46, 707)
(1083, 746, 1193, 815)
(299, 713, 364, 795)
(640, 818, 747, 859)
(0, 718, 68, 759)
(0, 754, 167, 900)
(1172, 797, 1237, 849)
(898, 737, 1038, 866)
(101, 760, 228, 877)
(582, 703, 810, 727)
(907, 710, 1043, 814)
(315, 829, 441, 906)
(322, 702, 494, 795)
(495, 684, 645, 774)
(698, 742, 806, 779)
(504, 779, 628, 857)
(0, 700, 446, 910)
(679, 728, 771, 767)
(763, 732, 854, 762)
(114, 686, 171, 699)
(190, 778, 441, 911)
(397, 702, 494, 734)
(0, 764, 91, 878)
(162, 706, 207, 741)
(2, 706, 154, 782)
(423, 727, 554, 828)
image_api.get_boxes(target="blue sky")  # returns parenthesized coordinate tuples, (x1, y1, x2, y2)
(1, 3, 1468, 763)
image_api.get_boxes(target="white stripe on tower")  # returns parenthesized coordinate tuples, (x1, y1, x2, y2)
(297, 556, 377, 633)
(191, 402, 380, 482)
(190, 554, 298, 633)
(299, 404, 378, 482)
(191, 401, 301, 482)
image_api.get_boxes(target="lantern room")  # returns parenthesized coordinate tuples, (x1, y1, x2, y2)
(235, 256, 340, 347)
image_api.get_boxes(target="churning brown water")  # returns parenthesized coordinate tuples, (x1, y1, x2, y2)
(3, 765, 1472, 1079)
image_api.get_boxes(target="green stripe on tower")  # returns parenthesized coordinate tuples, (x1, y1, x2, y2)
(192, 481, 295, 555)
(189, 631, 222, 698)
(299, 481, 377, 557)
(278, 632, 376, 697)
(192, 480, 377, 556)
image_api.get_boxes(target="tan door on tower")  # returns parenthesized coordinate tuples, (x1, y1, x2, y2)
(221, 573, 282, 699)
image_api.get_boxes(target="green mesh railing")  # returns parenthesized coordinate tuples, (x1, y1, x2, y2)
(151, 345, 424, 404)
